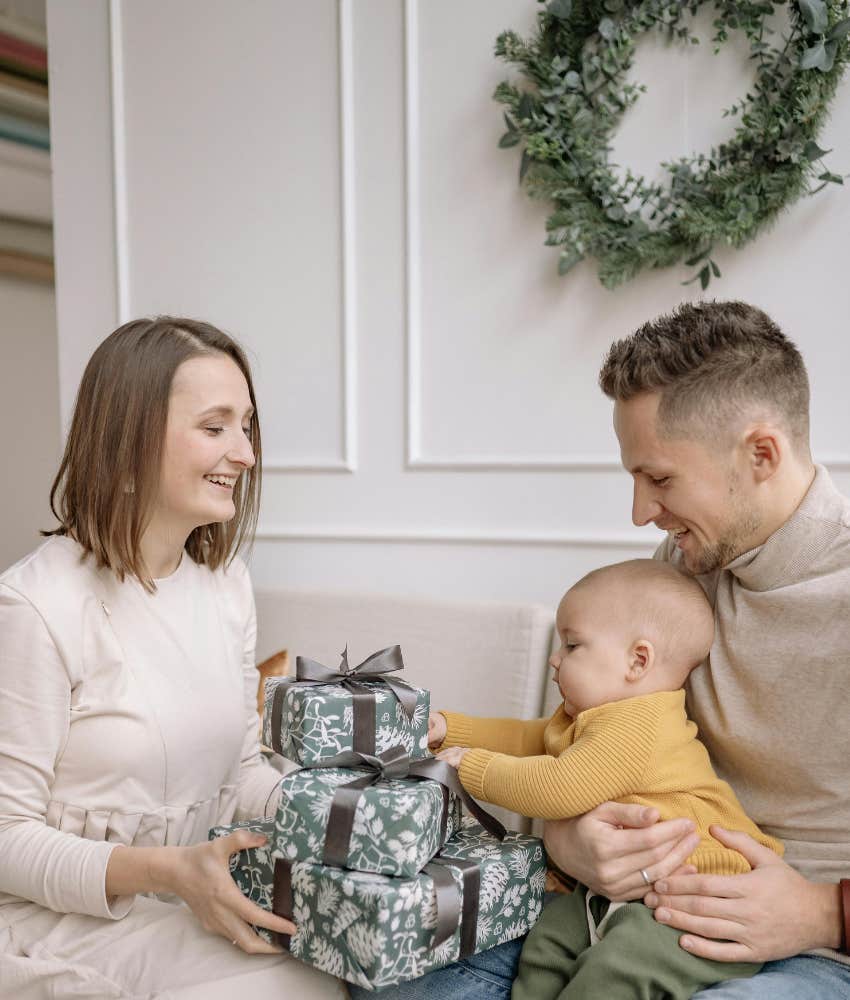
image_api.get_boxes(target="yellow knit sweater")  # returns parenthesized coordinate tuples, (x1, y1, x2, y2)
(443, 689, 783, 875)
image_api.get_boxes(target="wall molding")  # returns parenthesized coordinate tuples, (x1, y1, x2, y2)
(108, 0, 357, 474)
(263, 0, 357, 474)
(409, 456, 625, 472)
(255, 524, 661, 548)
(404, 454, 850, 472)
(402, 0, 617, 473)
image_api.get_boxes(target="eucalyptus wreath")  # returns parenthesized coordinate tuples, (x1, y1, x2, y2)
(495, 0, 850, 288)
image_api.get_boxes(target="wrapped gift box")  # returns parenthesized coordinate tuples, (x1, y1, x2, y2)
(262, 674, 430, 766)
(272, 764, 463, 877)
(213, 817, 546, 991)
(210, 818, 277, 945)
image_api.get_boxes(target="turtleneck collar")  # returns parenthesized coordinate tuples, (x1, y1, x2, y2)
(722, 465, 841, 592)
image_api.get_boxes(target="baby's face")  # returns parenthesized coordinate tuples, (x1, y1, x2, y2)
(549, 582, 633, 716)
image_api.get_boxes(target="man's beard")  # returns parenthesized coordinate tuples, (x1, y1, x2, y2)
(683, 495, 762, 576)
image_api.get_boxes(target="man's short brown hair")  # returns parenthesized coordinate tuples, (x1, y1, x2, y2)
(598, 301, 810, 452)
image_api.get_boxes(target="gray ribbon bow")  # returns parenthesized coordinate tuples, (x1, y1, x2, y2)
(300, 746, 506, 868)
(270, 645, 419, 757)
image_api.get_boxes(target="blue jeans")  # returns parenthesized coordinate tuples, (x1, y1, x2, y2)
(349, 948, 850, 999)
(693, 954, 850, 998)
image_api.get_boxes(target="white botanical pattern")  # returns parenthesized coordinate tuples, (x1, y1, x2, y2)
(316, 880, 341, 916)
(215, 818, 546, 991)
(272, 766, 463, 877)
(262, 678, 430, 766)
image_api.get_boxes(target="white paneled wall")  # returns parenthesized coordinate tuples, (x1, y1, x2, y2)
(47, 0, 850, 610)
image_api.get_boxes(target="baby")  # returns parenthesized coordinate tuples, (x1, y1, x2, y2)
(430, 559, 783, 1000)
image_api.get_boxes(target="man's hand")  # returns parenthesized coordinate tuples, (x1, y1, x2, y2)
(544, 801, 700, 901)
(644, 825, 844, 962)
(437, 746, 469, 769)
(428, 711, 447, 748)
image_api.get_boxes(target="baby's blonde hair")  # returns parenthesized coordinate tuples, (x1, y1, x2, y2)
(573, 559, 714, 679)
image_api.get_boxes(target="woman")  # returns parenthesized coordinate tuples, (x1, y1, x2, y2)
(0, 318, 346, 998)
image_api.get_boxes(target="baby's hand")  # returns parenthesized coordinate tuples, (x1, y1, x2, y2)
(437, 746, 469, 769)
(428, 712, 447, 748)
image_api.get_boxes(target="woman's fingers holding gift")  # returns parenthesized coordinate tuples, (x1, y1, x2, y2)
(428, 712, 447, 747)
(163, 833, 292, 953)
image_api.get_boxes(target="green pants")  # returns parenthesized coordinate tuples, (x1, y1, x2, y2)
(511, 887, 761, 1000)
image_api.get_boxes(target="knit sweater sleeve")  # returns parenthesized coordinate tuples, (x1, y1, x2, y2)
(440, 711, 549, 757)
(457, 697, 661, 820)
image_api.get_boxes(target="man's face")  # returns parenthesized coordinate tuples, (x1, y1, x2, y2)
(613, 392, 762, 575)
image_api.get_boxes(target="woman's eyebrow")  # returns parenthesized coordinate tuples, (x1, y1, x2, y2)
(198, 404, 255, 419)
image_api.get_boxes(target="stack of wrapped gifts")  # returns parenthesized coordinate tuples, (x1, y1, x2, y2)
(210, 645, 546, 991)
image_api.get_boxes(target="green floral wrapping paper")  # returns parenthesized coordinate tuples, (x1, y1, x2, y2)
(272, 766, 463, 877)
(209, 819, 277, 945)
(262, 677, 430, 765)
(213, 816, 546, 990)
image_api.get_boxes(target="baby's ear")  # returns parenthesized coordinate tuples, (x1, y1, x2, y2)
(626, 639, 655, 682)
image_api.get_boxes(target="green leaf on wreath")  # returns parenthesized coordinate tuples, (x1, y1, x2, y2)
(797, 0, 828, 37)
(518, 93, 536, 120)
(822, 40, 838, 72)
(598, 17, 616, 41)
(558, 249, 582, 275)
(800, 40, 827, 70)
(547, 0, 572, 21)
(684, 248, 711, 267)
(682, 263, 711, 288)
(827, 17, 850, 42)
(499, 131, 521, 148)
(803, 140, 831, 160)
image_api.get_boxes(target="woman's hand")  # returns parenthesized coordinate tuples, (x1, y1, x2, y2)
(543, 802, 700, 901)
(158, 829, 296, 954)
(428, 711, 447, 748)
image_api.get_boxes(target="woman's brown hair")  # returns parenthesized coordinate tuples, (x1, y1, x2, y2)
(44, 317, 262, 590)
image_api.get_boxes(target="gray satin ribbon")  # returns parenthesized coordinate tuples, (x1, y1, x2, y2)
(272, 853, 481, 958)
(273, 856, 294, 949)
(425, 856, 481, 956)
(299, 748, 506, 868)
(269, 645, 417, 757)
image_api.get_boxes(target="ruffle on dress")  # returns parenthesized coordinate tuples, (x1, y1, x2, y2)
(43, 784, 240, 848)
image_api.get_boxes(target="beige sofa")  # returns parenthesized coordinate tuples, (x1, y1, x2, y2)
(254, 587, 556, 831)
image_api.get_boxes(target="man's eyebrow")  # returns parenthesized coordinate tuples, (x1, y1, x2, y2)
(198, 405, 255, 419)
(628, 463, 666, 475)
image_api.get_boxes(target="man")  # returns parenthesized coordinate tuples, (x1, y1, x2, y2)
(543, 300, 850, 997)
(361, 301, 850, 1000)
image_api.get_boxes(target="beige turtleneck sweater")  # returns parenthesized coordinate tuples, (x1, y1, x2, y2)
(656, 464, 850, 960)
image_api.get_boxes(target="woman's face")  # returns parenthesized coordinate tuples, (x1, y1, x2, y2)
(154, 353, 256, 537)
